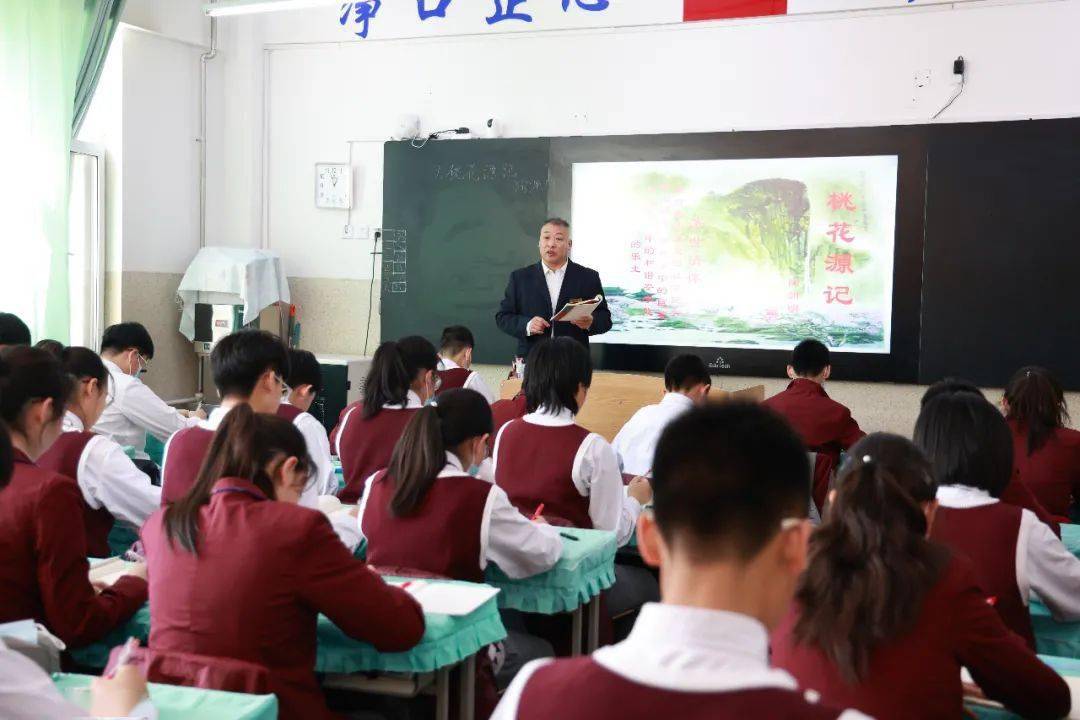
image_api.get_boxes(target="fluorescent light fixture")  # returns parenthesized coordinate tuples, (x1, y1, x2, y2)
(204, 0, 340, 17)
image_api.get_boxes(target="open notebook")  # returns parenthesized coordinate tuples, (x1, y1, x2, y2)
(962, 666, 1080, 719)
(88, 557, 139, 587)
(386, 580, 499, 617)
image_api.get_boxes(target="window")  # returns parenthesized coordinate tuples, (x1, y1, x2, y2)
(68, 141, 105, 347)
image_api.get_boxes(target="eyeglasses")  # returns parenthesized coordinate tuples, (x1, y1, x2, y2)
(431, 373, 442, 393)
(273, 374, 291, 398)
(137, 352, 151, 374)
(83, 377, 115, 408)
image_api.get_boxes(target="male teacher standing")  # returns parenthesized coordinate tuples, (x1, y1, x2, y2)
(496, 218, 612, 359)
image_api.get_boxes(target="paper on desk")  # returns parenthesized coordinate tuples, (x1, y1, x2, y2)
(0, 619, 38, 644)
(388, 580, 499, 616)
(962, 667, 1080, 718)
(551, 295, 603, 323)
(88, 557, 138, 587)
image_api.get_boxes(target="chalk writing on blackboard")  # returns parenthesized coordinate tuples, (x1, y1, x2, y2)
(431, 163, 546, 194)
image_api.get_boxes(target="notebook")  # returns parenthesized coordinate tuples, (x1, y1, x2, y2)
(387, 580, 499, 616)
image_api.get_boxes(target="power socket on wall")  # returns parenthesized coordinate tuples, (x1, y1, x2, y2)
(343, 224, 371, 240)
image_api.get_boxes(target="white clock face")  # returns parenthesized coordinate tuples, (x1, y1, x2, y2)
(316, 163, 351, 209)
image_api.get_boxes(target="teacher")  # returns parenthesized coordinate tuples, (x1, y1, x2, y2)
(496, 217, 612, 359)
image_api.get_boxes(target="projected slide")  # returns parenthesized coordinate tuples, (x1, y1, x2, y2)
(571, 156, 899, 353)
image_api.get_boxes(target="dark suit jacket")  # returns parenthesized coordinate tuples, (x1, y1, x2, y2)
(496, 260, 612, 358)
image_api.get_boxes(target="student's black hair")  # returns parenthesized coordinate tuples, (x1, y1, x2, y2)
(794, 433, 947, 683)
(1004, 366, 1068, 456)
(34, 339, 64, 357)
(285, 349, 323, 395)
(387, 388, 493, 517)
(523, 337, 593, 415)
(919, 377, 984, 408)
(362, 336, 439, 420)
(162, 404, 311, 554)
(57, 347, 109, 395)
(651, 402, 809, 562)
(791, 339, 830, 377)
(0, 347, 71, 432)
(0, 313, 31, 347)
(663, 354, 711, 393)
(210, 330, 289, 398)
(100, 322, 155, 359)
(439, 326, 475, 356)
(914, 390, 1013, 496)
(0, 422, 13, 491)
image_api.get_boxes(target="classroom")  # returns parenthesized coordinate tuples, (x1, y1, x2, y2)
(2, 0, 1080, 718)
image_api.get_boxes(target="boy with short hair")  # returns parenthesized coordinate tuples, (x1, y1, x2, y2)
(437, 325, 495, 403)
(492, 402, 867, 720)
(279, 349, 336, 497)
(0, 312, 31, 349)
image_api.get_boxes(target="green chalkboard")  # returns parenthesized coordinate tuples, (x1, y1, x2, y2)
(381, 139, 551, 365)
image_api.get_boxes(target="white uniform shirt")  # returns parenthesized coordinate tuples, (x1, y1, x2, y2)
(492, 603, 870, 719)
(543, 262, 567, 319)
(492, 406, 642, 547)
(280, 401, 336, 497)
(357, 452, 562, 579)
(93, 359, 200, 459)
(437, 357, 496, 404)
(937, 484, 1080, 621)
(62, 412, 160, 528)
(612, 392, 695, 477)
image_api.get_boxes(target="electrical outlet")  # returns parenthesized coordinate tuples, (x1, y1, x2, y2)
(343, 224, 354, 238)
(343, 225, 371, 240)
(915, 69, 931, 89)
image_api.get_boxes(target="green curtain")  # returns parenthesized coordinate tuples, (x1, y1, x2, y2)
(0, 0, 123, 343)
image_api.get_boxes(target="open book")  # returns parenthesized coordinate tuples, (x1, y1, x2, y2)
(551, 294, 603, 323)
(387, 580, 500, 616)
(88, 557, 139, 587)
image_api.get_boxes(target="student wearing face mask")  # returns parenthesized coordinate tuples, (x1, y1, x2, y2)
(94, 323, 205, 469)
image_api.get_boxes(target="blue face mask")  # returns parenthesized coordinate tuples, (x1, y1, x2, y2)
(467, 463, 481, 477)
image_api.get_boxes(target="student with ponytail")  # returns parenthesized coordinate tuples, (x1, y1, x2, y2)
(334, 336, 440, 503)
(772, 433, 1069, 720)
(141, 404, 424, 720)
(1004, 366, 1080, 518)
(36, 346, 160, 556)
(916, 390, 1080, 649)
(0, 347, 148, 647)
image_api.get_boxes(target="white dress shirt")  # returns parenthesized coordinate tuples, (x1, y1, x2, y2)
(0, 637, 156, 719)
(62, 412, 160, 529)
(333, 390, 424, 457)
(93, 359, 201, 459)
(612, 392, 694, 477)
(492, 603, 869, 719)
(357, 452, 562, 579)
(543, 262, 567, 319)
(937, 484, 1080, 621)
(437, 358, 496, 404)
(280, 401, 336, 497)
(492, 406, 642, 547)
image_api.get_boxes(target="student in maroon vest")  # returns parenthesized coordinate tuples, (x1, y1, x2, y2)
(494, 403, 861, 720)
(920, 377, 1063, 535)
(334, 336, 440, 504)
(772, 433, 1069, 720)
(436, 325, 496, 403)
(0, 347, 147, 648)
(37, 347, 160, 557)
(762, 339, 865, 511)
(914, 390, 1080, 649)
(161, 330, 288, 506)
(143, 405, 423, 720)
(1003, 366, 1080, 520)
(279, 349, 336, 497)
(362, 388, 562, 712)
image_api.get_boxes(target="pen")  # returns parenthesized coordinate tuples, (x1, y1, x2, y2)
(108, 637, 140, 678)
(531, 503, 545, 521)
(559, 532, 579, 541)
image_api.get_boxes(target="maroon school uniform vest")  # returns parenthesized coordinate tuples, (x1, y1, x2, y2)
(436, 367, 471, 392)
(930, 502, 1035, 648)
(276, 403, 303, 423)
(337, 407, 420, 504)
(517, 657, 844, 720)
(161, 427, 215, 505)
(37, 431, 114, 558)
(362, 469, 492, 582)
(489, 394, 528, 452)
(495, 419, 592, 528)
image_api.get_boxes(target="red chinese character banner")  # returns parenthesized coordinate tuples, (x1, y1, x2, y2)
(571, 155, 898, 352)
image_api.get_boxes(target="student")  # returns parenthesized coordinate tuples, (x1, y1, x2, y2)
(334, 336, 440, 504)
(920, 378, 1063, 534)
(915, 391, 1080, 649)
(612, 354, 711, 477)
(1003, 366, 1080, 519)
(0, 312, 31, 349)
(161, 330, 288, 505)
(142, 405, 424, 720)
(0, 347, 147, 647)
(36, 346, 161, 557)
(494, 402, 864, 720)
(279, 349, 335, 497)
(95, 322, 205, 464)
(772, 434, 1070, 720)
(33, 339, 64, 356)
(436, 325, 496, 403)
(763, 339, 864, 508)
(487, 345, 538, 452)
